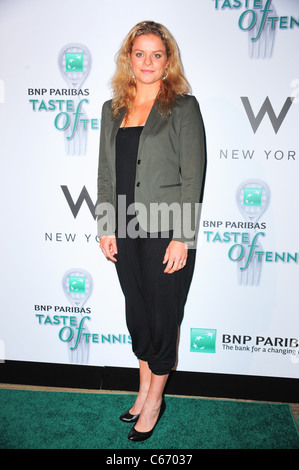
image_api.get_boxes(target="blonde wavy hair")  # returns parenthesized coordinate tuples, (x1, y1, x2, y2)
(110, 20, 191, 119)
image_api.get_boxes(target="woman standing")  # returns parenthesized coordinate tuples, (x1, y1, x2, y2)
(96, 21, 206, 442)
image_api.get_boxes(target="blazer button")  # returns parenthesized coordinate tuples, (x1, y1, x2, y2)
(137, 159, 141, 165)
(136, 182, 140, 187)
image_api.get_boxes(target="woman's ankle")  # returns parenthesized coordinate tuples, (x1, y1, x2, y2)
(130, 389, 149, 414)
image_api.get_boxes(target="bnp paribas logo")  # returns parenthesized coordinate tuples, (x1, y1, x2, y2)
(62, 269, 93, 365)
(237, 180, 270, 220)
(65, 53, 84, 72)
(243, 187, 263, 206)
(58, 44, 92, 155)
(68, 275, 86, 293)
(59, 44, 91, 88)
(62, 268, 92, 308)
(190, 328, 217, 354)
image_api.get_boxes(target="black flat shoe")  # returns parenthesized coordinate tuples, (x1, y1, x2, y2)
(128, 398, 166, 442)
(119, 409, 140, 423)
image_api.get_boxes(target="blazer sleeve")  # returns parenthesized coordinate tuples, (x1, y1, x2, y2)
(172, 95, 207, 245)
(95, 101, 116, 237)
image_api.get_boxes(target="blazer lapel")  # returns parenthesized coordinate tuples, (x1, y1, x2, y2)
(108, 102, 164, 165)
(109, 108, 126, 182)
(138, 103, 165, 154)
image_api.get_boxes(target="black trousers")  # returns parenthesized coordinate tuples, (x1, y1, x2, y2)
(115, 231, 196, 375)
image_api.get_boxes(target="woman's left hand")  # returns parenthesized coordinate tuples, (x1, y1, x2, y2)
(163, 240, 188, 274)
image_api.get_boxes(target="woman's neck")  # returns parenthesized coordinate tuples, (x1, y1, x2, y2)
(134, 81, 161, 105)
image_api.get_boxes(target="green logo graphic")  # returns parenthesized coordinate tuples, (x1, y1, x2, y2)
(65, 53, 84, 72)
(68, 276, 85, 294)
(243, 188, 262, 206)
(190, 328, 216, 353)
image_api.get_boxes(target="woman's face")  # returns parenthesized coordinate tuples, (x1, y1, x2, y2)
(129, 33, 169, 87)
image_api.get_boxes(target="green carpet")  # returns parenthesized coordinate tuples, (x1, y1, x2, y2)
(0, 389, 298, 449)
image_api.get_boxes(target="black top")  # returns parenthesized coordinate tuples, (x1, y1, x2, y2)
(116, 126, 143, 218)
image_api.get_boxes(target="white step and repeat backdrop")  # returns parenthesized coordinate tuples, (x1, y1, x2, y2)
(1, 0, 298, 379)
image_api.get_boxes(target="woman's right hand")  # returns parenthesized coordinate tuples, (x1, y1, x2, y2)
(99, 235, 118, 262)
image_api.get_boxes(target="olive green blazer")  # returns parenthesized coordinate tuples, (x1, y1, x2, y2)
(96, 94, 206, 244)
